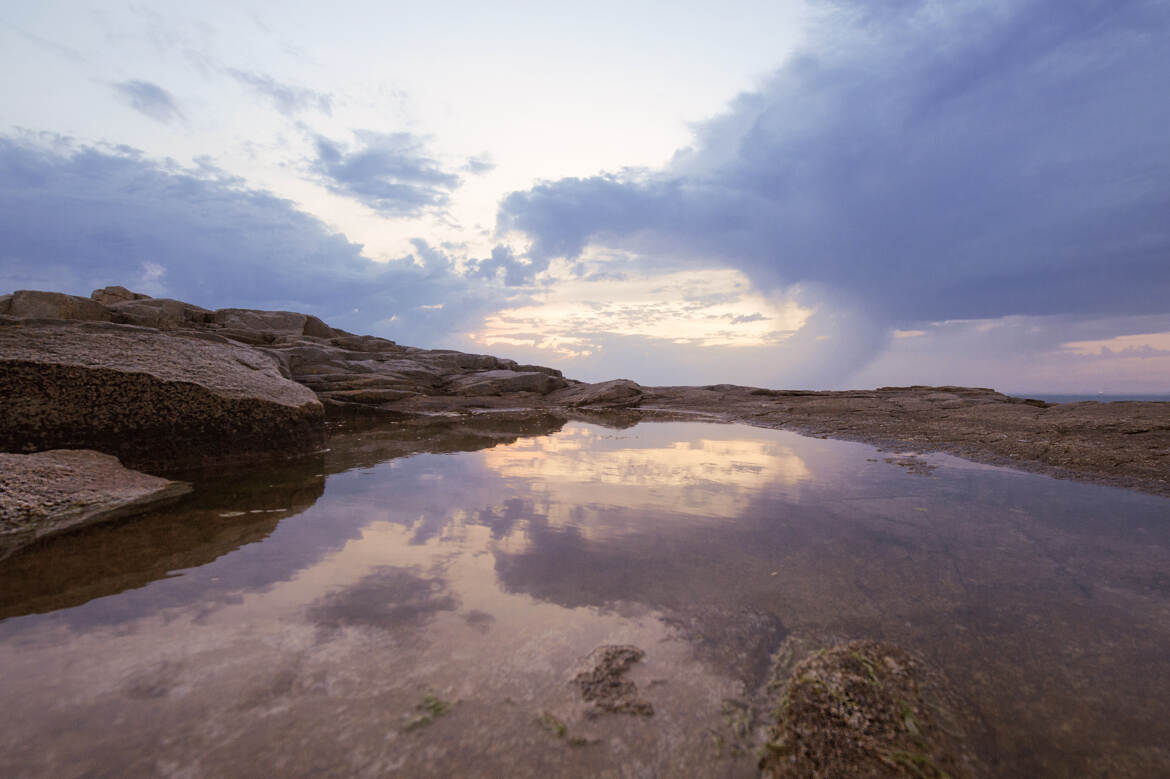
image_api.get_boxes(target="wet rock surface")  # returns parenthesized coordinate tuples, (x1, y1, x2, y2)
(0, 449, 191, 558)
(572, 645, 655, 716)
(760, 640, 980, 778)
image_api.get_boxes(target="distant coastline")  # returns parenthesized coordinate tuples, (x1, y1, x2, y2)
(1024, 394, 1170, 404)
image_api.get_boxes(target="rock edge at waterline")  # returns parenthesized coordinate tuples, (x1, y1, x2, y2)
(0, 449, 191, 559)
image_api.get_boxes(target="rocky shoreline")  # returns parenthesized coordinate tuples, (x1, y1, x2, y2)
(2, 285, 1169, 557)
(3, 287, 1168, 775)
(639, 384, 1170, 498)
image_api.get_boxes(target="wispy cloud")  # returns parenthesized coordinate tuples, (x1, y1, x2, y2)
(11, 25, 89, 64)
(463, 153, 496, 175)
(1062, 331, 1170, 359)
(110, 79, 184, 124)
(311, 131, 462, 217)
(227, 69, 332, 116)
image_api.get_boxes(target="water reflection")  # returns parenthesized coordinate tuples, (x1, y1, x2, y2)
(0, 420, 1169, 777)
(481, 424, 812, 520)
(0, 458, 325, 621)
(0, 413, 570, 623)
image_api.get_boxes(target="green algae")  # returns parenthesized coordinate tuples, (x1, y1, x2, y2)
(537, 710, 567, 738)
(403, 694, 452, 732)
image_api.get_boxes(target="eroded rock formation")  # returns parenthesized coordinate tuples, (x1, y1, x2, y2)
(0, 318, 324, 469)
(1, 287, 646, 426)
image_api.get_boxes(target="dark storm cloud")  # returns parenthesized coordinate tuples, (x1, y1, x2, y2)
(226, 69, 333, 116)
(498, 0, 1170, 326)
(311, 130, 462, 216)
(0, 136, 501, 347)
(110, 79, 184, 124)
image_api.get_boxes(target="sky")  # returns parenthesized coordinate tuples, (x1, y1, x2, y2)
(2, 0, 1168, 393)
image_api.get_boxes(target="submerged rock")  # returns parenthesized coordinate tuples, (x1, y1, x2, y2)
(760, 640, 978, 778)
(0, 449, 191, 558)
(0, 319, 324, 469)
(572, 644, 654, 716)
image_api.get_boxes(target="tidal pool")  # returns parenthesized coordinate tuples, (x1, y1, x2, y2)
(1, 418, 1169, 777)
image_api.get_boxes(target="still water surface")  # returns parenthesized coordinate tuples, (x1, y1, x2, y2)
(1, 419, 1169, 777)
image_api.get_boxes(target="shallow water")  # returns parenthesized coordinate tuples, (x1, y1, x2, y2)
(1, 418, 1169, 777)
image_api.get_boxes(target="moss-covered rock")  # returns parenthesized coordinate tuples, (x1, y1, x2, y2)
(760, 640, 978, 778)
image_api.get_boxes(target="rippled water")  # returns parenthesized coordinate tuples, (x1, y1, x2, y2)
(2, 418, 1169, 777)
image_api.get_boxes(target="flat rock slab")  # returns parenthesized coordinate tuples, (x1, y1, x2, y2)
(0, 449, 192, 558)
(0, 319, 324, 469)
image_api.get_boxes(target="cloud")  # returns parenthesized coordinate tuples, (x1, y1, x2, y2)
(466, 244, 549, 287)
(498, 0, 1170, 377)
(1061, 331, 1170, 359)
(849, 312, 1170, 393)
(227, 69, 332, 116)
(0, 136, 508, 347)
(110, 79, 184, 124)
(470, 268, 810, 367)
(463, 154, 496, 175)
(12, 25, 89, 64)
(311, 131, 462, 217)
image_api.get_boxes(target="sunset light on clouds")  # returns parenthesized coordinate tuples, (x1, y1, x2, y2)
(3, 0, 1168, 393)
(472, 267, 812, 359)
